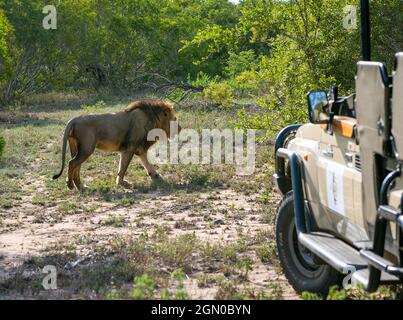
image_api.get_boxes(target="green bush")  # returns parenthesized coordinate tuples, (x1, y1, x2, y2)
(0, 10, 13, 107)
(81, 100, 107, 113)
(203, 81, 234, 107)
(166, 88, 186, 102)
(302, 284, 403, 300)
(224, 50, 259, 79)
(132, 274, 155, 300)
(235, 39, 335, 140)
(189, 71, 218, 88)
(230, 70, 265, 97)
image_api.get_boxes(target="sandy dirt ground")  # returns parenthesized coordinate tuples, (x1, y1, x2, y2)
(0, 175, 298, 299)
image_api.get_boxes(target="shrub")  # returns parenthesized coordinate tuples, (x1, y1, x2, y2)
(189, 71, 218, 88)
(203, 81, 234, 107)
(224, 50, 259, 79)
(81, 100, 107, 113)
(235, 37, 335, 140)
(132, 274, 155, 300)
(230, 70, 265, 97)
(0, 10, 13, 107)
(166, 88, 186, 102)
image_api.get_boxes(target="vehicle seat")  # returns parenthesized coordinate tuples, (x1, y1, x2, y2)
(392, 53, 403, 160)
(355, 61, 391, 228)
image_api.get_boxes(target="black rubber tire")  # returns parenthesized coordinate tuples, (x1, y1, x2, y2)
(275, 192, 342, 297)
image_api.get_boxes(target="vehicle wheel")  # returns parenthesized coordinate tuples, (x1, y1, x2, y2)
(275, 192, 342, 297)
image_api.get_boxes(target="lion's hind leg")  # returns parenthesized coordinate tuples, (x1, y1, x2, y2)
(69, 138, 78, 158)
(68, 139, 96, 191)
(66, 138, 78, 190)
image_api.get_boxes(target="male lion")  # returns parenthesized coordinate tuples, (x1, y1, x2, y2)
(53, 99, 180, 190)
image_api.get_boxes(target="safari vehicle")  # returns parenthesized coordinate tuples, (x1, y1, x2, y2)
(274, 0, 403, 295)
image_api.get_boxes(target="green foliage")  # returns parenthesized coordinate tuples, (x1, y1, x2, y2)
(301, 291, 322, 300)
(189, 71, 218, 88)
(203, 81, 234, 107)
(132, 274, 156, 300)
(0, 0, 65, 105)
(224, 50, 259, 78)
(186, 0, 401, 138)
(231, 70, 264, 97)
(231, 0, 351, 138)
(223, 50, 262, 97)
(236, 257, 253, 277)
(172, 269, 187, 300)
(0, 9, 13, 105)
(0, 0, 239, 107)
(180, 24, 235, 73)
(302, 284, 403, 300)
(371, 0, 403, 69)
(237, 41, 333, 140)
(166, 88, 187, 102)
(81, 100, 108, 114)
(0, 9, 12, 72)
(0, 0, 401, 140)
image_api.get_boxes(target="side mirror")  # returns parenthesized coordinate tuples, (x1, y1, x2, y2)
(307, 90, 329, 124)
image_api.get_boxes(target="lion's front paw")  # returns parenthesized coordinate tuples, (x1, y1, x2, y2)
(76, 184, 87, 192)
(117, 180, 131, 188)
(150, 174, 163, 181)
(67, 180, 75, 190)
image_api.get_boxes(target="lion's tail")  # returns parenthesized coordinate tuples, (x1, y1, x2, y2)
(53, 120, 75, 180)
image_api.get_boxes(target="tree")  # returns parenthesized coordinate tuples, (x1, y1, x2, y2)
(185, 0, 400, 137)
(0, 9, 13, 105)
(0, 0, 400, 112)
(0, 0, 64, 105)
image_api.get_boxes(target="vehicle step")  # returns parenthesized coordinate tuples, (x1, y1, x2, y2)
(352, 269, 400, 288)
(361, 250, 403, 276)
(360, 250, 392, 271)
(298, 232, 368, 273)
(378, 205, 401, 222)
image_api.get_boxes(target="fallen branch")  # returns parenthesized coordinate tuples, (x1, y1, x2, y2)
(141, 73, 205, 94)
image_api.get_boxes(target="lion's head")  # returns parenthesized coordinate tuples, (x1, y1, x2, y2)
(125, 99, 181, 138)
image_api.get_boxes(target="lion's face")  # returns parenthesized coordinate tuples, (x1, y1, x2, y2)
(161, 107, 181, 139)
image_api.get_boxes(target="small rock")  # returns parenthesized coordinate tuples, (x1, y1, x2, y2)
(64, 258, 85, 270)
(213, 219, 225, 225)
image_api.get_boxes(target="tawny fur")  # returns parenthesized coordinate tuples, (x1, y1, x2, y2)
(53, 99, 179, 190)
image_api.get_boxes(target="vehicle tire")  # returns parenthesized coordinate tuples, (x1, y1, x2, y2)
(275, 192, 342, 297)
